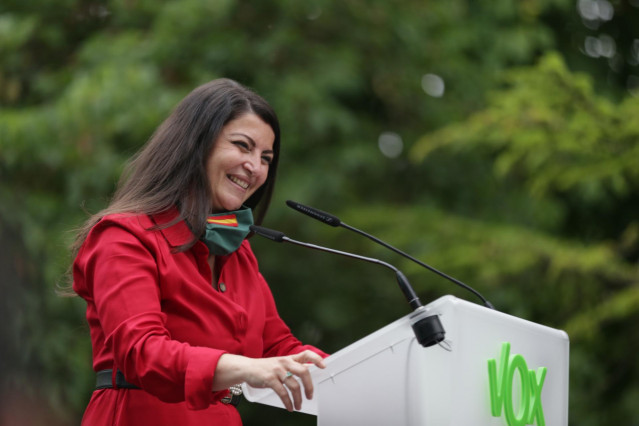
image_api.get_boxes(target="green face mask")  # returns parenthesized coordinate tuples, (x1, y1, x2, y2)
(200, 206, 254, 256)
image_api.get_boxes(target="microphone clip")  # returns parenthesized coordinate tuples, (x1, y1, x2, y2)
(410, 308, 446, 348)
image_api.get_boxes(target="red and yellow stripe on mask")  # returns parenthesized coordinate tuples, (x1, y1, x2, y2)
(206, 214, 238, 227)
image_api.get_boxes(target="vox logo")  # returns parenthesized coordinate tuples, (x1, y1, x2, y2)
(487, 342, 547, 426)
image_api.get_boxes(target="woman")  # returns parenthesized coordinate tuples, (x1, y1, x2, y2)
(72, 78, 328, 425)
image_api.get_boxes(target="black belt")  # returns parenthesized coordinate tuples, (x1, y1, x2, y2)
(95, 369, 241, 406)
(96, 369, 140, 389)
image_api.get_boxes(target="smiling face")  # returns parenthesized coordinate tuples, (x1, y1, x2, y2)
(206, 113, 275, 213)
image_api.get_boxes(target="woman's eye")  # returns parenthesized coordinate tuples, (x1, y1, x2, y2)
(232, 141, 250, 151)
(262, 155, 273, 165)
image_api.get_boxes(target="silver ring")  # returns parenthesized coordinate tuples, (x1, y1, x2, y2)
(282, 371, 293, 381)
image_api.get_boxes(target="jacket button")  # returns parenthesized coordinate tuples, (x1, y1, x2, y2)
(218, 282, 227, 292)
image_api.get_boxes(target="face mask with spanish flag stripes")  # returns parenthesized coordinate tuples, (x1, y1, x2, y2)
(200, 206, 254, 255)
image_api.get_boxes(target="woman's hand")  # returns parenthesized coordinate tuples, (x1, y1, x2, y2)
(213, 351, 326, 411)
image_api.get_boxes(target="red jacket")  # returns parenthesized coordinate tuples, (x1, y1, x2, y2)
(73, 210, 327, 425)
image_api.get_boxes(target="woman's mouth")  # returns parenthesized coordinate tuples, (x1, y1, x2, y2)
(228, 175, 249, 190)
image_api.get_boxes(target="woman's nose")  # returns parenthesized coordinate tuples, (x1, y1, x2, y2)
(243, 153, 261, 175)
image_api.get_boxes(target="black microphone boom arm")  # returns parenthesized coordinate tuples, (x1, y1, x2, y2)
(286, 200, 495, 310)
(250, 225, 446, 348)
(251, 225, 422, 310)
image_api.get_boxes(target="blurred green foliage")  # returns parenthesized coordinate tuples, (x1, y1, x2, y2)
(1, 0, 638, 425)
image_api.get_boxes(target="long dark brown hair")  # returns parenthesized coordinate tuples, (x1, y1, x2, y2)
(71, 78, 281, 256)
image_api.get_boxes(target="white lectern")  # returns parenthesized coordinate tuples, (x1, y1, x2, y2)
(243, 295, 569, 426)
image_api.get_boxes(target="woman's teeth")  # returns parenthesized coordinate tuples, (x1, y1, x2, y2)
(229, 175, 249, 189)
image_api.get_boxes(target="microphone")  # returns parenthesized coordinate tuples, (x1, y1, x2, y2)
(250, 225, 446, 348)
(286, 200, 495, 310)
(250, 225, 421, 309)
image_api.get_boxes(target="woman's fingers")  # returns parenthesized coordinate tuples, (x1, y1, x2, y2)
(289, 350, 326, 400)
(276, 361, 314, 410)
(284, 363, 314, 400)
(241, 352, 327, 411)
(216, 352, 328, 411)
(293, 350, 327, 369)
(272, 378, 294, 412)
(297, 368, 315, 400)
(281, 372, 303, 410)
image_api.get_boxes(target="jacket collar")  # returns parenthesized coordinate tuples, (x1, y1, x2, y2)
(150, 208, 195, 248)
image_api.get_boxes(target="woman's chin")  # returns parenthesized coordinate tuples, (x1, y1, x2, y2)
(212, 201, 244, 213)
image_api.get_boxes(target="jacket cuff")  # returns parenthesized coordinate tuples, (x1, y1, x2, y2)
(184, 346, 227, 410)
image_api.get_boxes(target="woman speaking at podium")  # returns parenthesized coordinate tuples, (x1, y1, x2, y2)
(71, 78, 327, 425)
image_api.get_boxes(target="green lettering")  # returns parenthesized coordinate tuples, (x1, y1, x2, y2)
(488, 342, 511, 416)
(505, 354, 530, 426)
(527, 368, 547, 426)
(487, 343, 547, 426)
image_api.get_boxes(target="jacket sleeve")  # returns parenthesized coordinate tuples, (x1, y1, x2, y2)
(77, 219, 227, 410)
